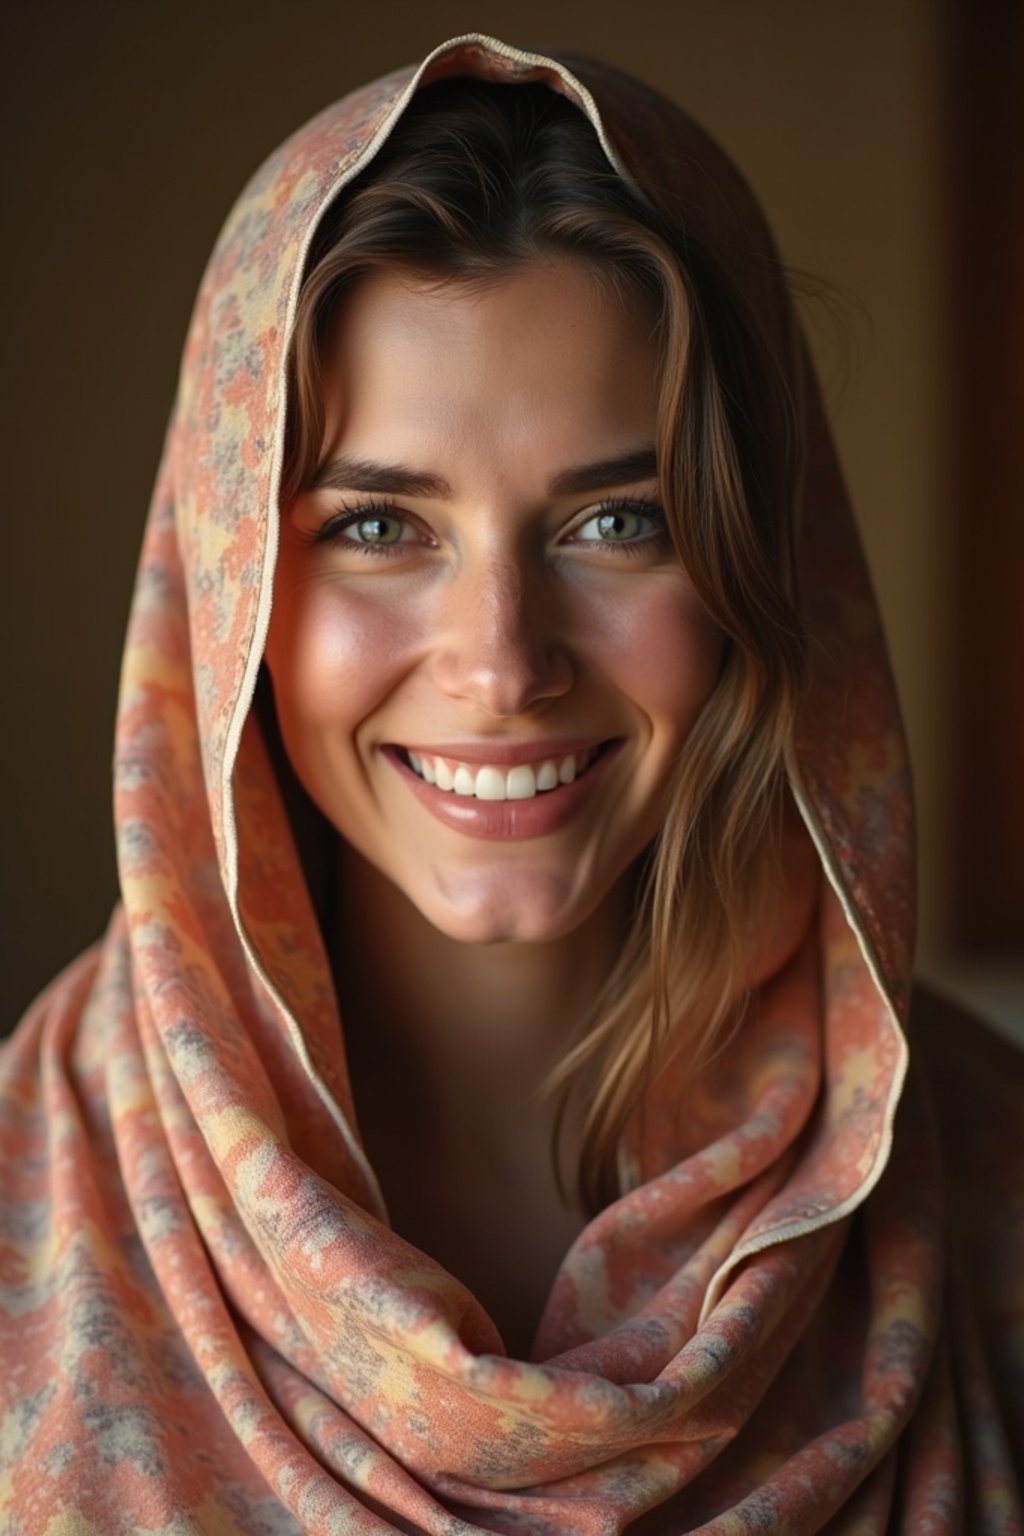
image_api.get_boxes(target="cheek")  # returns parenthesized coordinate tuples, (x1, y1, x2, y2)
(591, 579, 724, 735)
(264, 576, 417, 742)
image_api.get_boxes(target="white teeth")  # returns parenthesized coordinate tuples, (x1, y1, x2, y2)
(404, 747, 599, 800)
(475, 766, 507, 801)
(506, 765, 537, 801)
(535, 761, 559, 792)
(453, 765, 476, 796)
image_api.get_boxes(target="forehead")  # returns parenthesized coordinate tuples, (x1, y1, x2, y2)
(318, 261, 662, 484)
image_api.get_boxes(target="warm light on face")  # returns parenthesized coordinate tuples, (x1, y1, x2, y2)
(265, 261, 724, 944)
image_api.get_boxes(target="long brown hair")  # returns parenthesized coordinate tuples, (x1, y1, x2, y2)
(282, 79, 805, 1209)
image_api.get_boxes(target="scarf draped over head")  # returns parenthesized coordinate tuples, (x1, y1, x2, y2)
(2, 33, 1022, 1536)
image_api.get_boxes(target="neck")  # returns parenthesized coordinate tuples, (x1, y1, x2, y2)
(332, 847, 629, 1142)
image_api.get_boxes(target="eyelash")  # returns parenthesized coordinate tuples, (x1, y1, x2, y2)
(572, 497, 669, 557)
(309, 500, 409, 551)
(309, 496, 669, 559)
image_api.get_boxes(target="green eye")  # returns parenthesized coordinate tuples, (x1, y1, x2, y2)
(312, 501, 421, 555)
(350, 514, 404, 545)
(594, 510, 644, 541)
(575, 503, 662, 543)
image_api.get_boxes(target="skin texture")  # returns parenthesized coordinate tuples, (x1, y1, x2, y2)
(266, 261, 725, 951)
(265, 262, 729, 1346)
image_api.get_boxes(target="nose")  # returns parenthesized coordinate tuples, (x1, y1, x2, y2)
(430, 555, 573, 717)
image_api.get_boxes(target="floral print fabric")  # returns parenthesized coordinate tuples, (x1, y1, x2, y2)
(1, 33, 1021, 1535)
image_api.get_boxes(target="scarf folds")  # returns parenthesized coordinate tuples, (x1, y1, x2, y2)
(2, 33, 1021, 1536)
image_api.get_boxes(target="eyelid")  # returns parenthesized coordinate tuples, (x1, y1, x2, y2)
(310, 498, 429, 549)
(300, 492, 667, 555)
(564, 495, 667, 542)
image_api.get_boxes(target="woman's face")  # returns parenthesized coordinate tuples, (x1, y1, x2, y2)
(266, 261, 724, 944)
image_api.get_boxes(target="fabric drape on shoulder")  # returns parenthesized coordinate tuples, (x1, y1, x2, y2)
(2, 32, 1021, 1536)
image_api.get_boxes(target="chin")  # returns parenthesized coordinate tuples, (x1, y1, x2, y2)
(414, 868, 606, 947)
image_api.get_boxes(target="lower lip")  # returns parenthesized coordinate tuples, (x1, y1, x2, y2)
(384, 743, 622, 841)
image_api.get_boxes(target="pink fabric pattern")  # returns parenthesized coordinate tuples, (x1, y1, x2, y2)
(2, 34, 1021, 1534)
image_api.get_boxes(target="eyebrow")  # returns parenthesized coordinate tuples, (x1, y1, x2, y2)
(549, 446, 658, 496)
(308, 446, 659, 499)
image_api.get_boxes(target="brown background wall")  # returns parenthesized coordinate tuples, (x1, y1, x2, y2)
(3, 0, 1019, 1032)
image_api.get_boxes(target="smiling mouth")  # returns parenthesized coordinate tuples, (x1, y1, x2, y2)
(396, 744, 610, 802)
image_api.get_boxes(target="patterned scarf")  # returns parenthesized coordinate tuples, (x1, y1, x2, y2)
(2, 34, 1020, 1535)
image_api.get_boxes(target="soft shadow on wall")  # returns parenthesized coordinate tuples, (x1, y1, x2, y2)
(2, 0, 1018, 1036)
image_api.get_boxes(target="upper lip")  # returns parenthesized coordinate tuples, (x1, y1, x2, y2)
(388, 737, 616, 766)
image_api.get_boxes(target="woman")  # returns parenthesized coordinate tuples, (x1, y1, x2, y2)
(1, 33, 1020, 1535)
